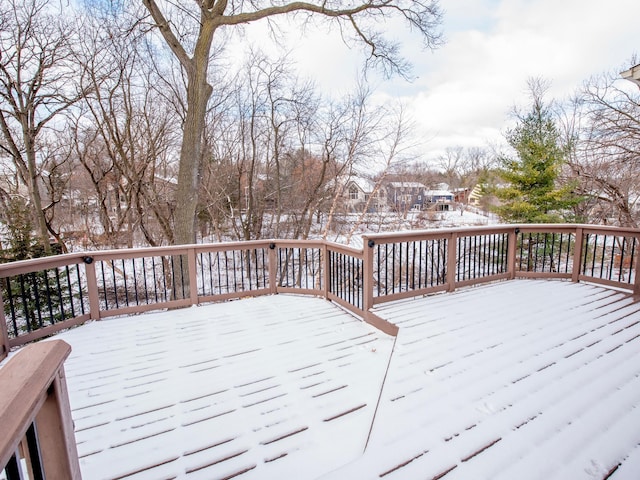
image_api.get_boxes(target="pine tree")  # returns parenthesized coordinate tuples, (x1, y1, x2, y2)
(493, 81, 582, 223)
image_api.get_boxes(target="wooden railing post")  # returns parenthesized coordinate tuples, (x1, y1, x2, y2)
(0, 340, 81, 480)
(362, 237, 374, 312)
(0, 286, 9, 361)
(322, 243, 330, 300)
(35, 365, 83, 479)
(572, 227, 584, 283)
(446, 232, 458, 292)
(83, 256, 101, 321)
(188, 247, 198, 306)
(508, 228, 518, 279)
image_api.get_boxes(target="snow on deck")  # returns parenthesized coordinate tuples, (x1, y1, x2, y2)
(54, 295, 394, 480)
(46, 280, 640, 479)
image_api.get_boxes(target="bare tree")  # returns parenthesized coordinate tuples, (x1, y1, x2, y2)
(568, 66, 640, 227)
(0, 0, 87, 253)
(68, 10, 180, 247)
(140, 0, 443, 245)
(436, 146, 493, 213)
(344, 102, 415, 244)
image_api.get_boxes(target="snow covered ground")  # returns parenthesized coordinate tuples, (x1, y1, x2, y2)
(27, 280, 640, 479)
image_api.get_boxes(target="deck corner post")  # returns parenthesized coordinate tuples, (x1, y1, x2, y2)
(188, 248, 198, 306)
(84, 259, 101, 321)
(572, 227, 584, 283)
(36, 363, 83, 480)
(446, 232, 457, 292)
(322, 242, 330, 300)
(268, 242, 277, 295)
(362, 236, 374, 312)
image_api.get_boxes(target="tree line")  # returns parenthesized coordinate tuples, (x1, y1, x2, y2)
(0, 0, 638, 260)
(0, 0, 439, 256)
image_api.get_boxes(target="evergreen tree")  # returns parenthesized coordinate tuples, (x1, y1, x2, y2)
(493, 81, 582, 223)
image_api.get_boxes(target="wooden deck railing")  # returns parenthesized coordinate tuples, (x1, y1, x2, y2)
(0, 340, 81, 479)
(2, 224, 640, 357)
(1, 224, 639, 479)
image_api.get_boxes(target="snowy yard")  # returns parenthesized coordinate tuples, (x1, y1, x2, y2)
(43, 280, 640, 479)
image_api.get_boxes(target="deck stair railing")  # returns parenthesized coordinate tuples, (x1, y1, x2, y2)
(2, 224, 640, 356)
(0, 340, 81, 479)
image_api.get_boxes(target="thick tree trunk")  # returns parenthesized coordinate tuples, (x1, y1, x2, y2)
(25, 135, 51, 254)
(173, 78, 212, 245)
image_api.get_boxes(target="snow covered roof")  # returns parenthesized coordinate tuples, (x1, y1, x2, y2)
(425, 189, 454, 197)
(387, 181, 426, 189)
(347, 177, 377, 193)
(39, 280, 640, 479)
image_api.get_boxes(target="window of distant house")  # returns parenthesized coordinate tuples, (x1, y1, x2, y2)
(349, 186, 359, 200)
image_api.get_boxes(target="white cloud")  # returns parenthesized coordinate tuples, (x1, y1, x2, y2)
(229, 0, 640, 164)
(398, 0, 640, 161)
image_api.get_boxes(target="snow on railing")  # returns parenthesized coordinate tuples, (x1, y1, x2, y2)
(2, 225, 640, 357)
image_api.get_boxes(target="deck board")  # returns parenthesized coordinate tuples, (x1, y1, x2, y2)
(39, 280, 640, 479)
(325, 280, 640, 480)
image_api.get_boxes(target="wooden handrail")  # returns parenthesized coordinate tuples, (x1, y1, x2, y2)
(2, 224, 640, 355)
(0, 339, 81, 479)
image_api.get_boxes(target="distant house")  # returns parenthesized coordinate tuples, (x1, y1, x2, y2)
(385, 181, 427, 212)
(344, 177, 386, 213)
(424, 188, 454, 211)
(468, 184, 485, 206)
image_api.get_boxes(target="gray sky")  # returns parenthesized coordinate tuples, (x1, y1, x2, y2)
(286, 0, 640, 163)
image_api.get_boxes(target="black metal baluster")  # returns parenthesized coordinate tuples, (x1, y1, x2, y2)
(599, 235, 607, 278)
(43, 269, 54, 324)
(160, 256, 168, 301)
(110, 260, 119, 308)
(180, 255, 187, 298)
(121, 260, 129, 306)
(76, 264, 86, 314)
(215, 251, 222, 294)
(25, 422, 45, 480)
(132, 259, 140, 305)
(53, 268, 65, 320)
(141, 258, 149, 304)
(151, 257, 159, 303)
(4, 451, 23, 480)
(30, 272, 43, 328)
(31, 272, 44, 328)
(5, 277, 18, 337)
(224, 251, 230, 293)
(618, 237, 627, 282)
(630, 237, 637, 283)
(518, 232, 524, 271)
(582, 233, 598, 275)
(100, 261, 108, 309)
(198, 252, 205, 296)
(433, 238, 438, 284)
(18, 274, 32, 332)
(207, 252, 213, 294)
(549, 233, 555, 271)
(541, 233, 548, 272)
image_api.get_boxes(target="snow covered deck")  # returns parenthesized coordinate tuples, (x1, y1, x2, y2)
(51, 279, 640, 479)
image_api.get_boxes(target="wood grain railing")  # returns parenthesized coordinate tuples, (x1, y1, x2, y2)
(0, 340, 81, 479)
(2, 224, 640, 357)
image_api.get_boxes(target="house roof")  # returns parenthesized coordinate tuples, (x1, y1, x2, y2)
(387, 181, 426, 189)
(425, 189, 454, 197)
(32, 279, 640, 479)
(347, 177, 377, 193)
